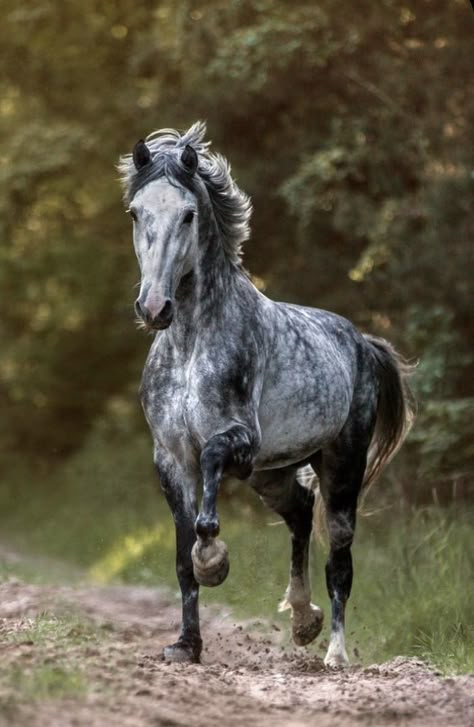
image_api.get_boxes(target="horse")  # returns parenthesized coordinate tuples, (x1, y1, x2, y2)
(119, 122, 414, 667)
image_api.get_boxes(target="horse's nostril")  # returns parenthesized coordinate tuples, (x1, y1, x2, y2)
(134, 299, 143, 318)
(135, 298, 152, 323)
(160, 299, 173, 320)
(137, 296, 173, 329)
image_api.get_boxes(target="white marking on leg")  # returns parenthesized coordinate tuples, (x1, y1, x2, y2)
(278, 559, 311, 614)
(280, 571, 310, 610)
(324, 623, 349, 668)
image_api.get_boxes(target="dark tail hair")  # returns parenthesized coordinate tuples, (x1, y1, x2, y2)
(363, 334, 416, 489)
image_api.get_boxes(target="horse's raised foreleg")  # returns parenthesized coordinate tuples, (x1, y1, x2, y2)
(192, 424, 255, 587)
(158, 466, 202, 663)
(250, 468, 324, 646)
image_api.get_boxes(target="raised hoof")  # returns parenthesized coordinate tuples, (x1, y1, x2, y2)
(292, 604, 324, 646)
(162, 640, 201, 664)
(191, 538, 229, 588)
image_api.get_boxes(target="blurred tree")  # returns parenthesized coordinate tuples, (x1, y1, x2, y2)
(0, 0, 472, 498)
(0, 1, 157, 454)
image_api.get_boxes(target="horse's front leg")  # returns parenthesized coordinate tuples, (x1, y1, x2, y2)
(158, 464, 202, 663)
(192, 424, 255, 587)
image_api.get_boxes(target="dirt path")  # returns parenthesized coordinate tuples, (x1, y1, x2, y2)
(0, 580, 471, 727)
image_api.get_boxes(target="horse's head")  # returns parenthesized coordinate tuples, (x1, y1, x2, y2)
(127, 141, 200, 331)
(120, 122, 252, 331)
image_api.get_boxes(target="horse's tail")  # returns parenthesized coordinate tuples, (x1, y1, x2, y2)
(362, 334, 416, 490)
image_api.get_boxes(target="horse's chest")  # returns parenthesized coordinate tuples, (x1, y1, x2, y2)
(141, 345, 211, 456)
(140, 353, 191, 454)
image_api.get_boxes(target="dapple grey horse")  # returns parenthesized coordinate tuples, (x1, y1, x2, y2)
(119, 122, 414, 667)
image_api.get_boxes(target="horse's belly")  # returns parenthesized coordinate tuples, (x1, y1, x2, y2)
(254, 420, 337, 470)
(254, 383, 352, 469)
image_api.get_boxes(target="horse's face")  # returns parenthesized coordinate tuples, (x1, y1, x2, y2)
(130, 178, 199, 330)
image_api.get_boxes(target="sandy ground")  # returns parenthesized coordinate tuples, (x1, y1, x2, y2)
(0, 579, 472, 727)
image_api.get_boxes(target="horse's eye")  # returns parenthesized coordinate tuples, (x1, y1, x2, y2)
(182, 211, 194, 225)
(129, 209, 137, 222)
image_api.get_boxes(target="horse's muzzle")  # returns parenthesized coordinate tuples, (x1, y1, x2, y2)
(135, 297, 173, 329)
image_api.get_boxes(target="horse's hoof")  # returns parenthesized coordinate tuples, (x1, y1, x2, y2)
(194, 556, 229, 587)
(324, 644, 349, 669)
(191, 538, 229, 588)
(162, 640, 201, 664)
(324, 652, 349, 669)
(292, 604, 324, 646)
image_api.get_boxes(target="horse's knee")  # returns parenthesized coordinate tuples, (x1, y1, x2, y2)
(201, 426, 255, 480)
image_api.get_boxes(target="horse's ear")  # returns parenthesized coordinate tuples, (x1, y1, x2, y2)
(133, 140, 152, 170)
(181, 144, 198, 175)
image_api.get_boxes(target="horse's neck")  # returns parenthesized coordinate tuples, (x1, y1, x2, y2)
(169, 229, 242, 351)
(198, 232, 237, 309)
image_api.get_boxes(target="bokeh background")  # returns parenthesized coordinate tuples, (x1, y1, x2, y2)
(0, 0, 472, 671)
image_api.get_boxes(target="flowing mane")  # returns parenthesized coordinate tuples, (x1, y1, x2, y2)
(119, 122, 252, 264)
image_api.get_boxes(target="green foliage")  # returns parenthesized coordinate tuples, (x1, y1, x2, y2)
(0, 427, 158, 566)
(403, 304, 474, 498)
(350, 506, 474, 674)
(7, 613, 99, 648)
(7, 665, 87, 701)
(409, 398, 474, 489)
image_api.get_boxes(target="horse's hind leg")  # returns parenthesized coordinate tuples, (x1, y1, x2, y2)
(250, 467, 323, 646)
(314, 424, 372, 668)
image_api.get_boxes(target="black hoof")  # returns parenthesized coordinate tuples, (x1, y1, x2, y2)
(162, 639, 201, 664)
